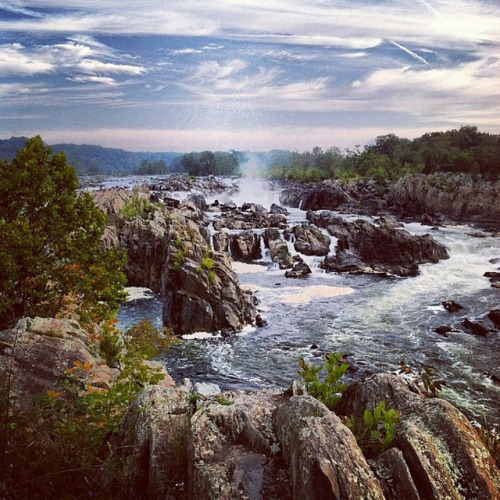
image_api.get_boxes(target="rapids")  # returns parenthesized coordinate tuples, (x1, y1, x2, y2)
(117, 177, 500, 425)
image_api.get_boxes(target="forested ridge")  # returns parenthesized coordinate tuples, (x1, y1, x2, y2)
(0, 126, 498, 180)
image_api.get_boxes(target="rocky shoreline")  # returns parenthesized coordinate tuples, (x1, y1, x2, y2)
(1, 317, 499, 499)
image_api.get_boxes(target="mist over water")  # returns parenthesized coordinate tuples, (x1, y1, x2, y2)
(117, 176, 500, 425)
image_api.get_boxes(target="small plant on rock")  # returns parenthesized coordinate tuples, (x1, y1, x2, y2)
(346, 401, 400, 457)
(298, 352, 348, 410)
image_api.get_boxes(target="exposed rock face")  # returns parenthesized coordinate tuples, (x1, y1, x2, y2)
(212, 203, 286, 231)
(284, 224, 331, 256)
(279, 179, 389, 214)
(308, 211, 449, 276)
(0, 317, 119, 413)
(94, 189, 257, 334)
(106, 386, 191, 500)
(189, 390, 292, 499)
(388, 173, 500, 225)
(109, 373, 500, 499)
(337, 374, 500, 500)
(274, 395, 385, 500)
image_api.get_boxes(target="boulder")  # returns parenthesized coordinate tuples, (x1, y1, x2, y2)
(275, 395, 385, 500)
(309, 213, 449, 277)
(337, 373, 500, 500)
(285, 260, 312, 278)
(285, 224, 331, 256)
(0, 317, 117, 414)
(462, 318, 489, 336)
(442, 300, 464, 313)
(105, 386, 191, 499)
(229, 231, 262, 261)
(487, 309, 500, 329)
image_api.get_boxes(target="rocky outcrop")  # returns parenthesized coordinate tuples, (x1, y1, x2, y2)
(284, 224, 331, 256)
(94, 189, 257, 334)
(105, 385, 191, 499)
(229, 230, 262, 261)
(279, 179, 389, 214)
(388, 173, 500, 226)
(338, 374, 500, 500)
(212, 203, 286, 231)
(275, 395, 385, 499)
(0, 317, 119, 414)
(309, 211, 449, 276)
(107, 373, 500, 499)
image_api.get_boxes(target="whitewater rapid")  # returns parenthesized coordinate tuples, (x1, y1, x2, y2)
(117, 177, 500, 425)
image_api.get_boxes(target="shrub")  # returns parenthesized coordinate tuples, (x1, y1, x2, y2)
(346, 401, 400, 457)
(298, 352, 348, 410)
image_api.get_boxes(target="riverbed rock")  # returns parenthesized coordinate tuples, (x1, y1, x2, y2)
(337, 373, 500, 500)
(284, 224, 331, 256)
(285, 260, 312, 278)
(487, 309, 500, 329)
(229, 230, 262, 261)
(310, 213, 449, 277)
(442, 300, 464, 313)
(388, 173, 500, 226)
(462, 318, 489, 336)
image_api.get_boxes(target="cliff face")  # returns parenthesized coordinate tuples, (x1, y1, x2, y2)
(388, 173, 500, 225)
(93, 189, 257, 335)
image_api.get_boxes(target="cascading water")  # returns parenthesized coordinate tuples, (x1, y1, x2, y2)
(117, 176, 500, 425)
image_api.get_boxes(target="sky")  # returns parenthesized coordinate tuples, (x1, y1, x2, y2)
(1, 0, 499, 152)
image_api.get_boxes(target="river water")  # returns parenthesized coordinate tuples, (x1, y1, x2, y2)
(117, 177, 500, 425)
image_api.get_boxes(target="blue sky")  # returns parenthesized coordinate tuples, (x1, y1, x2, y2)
(1, 0, 499, 151)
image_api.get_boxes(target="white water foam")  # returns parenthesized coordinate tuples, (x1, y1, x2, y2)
(124, 287, 156, 301)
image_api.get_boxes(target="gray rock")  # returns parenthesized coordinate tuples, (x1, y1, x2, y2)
(193, 382, 221, 397)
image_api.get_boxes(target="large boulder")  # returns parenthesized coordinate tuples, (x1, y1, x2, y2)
(285, 224, 331, 256)
(229, 230, 262, 261)
(309, 213, 449, 276)
(0, 317, 117, 414)
(337, 374, 500, 500)
(275, 395, 385, 499)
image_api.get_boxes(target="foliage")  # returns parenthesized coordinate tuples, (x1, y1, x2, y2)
(477, 421, 500, 468)
(418, 366, 446, 398)
(0, 136, 127, 330)
(197, 255, 216, 283)
(346, 401, 400, 457)
(119, 190, 157, 221)
(180, 150, 241, 176)
(0, 320, 176, 498)
(298, 352, 348, 410)
(264, 126, 500, 183)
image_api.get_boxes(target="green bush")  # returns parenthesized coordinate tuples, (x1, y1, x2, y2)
(298, 352, 348, 410)
(346, 401, 400, 457)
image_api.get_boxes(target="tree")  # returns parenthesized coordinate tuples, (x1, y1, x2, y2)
(0, 136, 127, 329)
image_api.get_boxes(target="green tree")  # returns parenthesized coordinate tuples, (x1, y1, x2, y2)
(0, 136, 127, 329)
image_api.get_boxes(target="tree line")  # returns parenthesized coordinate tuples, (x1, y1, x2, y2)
(264, 126, 500, 183)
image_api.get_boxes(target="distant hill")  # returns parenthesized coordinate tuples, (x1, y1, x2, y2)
(0, 137, 183, 176)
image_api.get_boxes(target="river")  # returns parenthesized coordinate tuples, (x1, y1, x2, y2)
(116, 176, 500, 425)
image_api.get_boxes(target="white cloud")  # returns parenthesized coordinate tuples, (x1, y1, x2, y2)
(0, 39, 146, 78)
